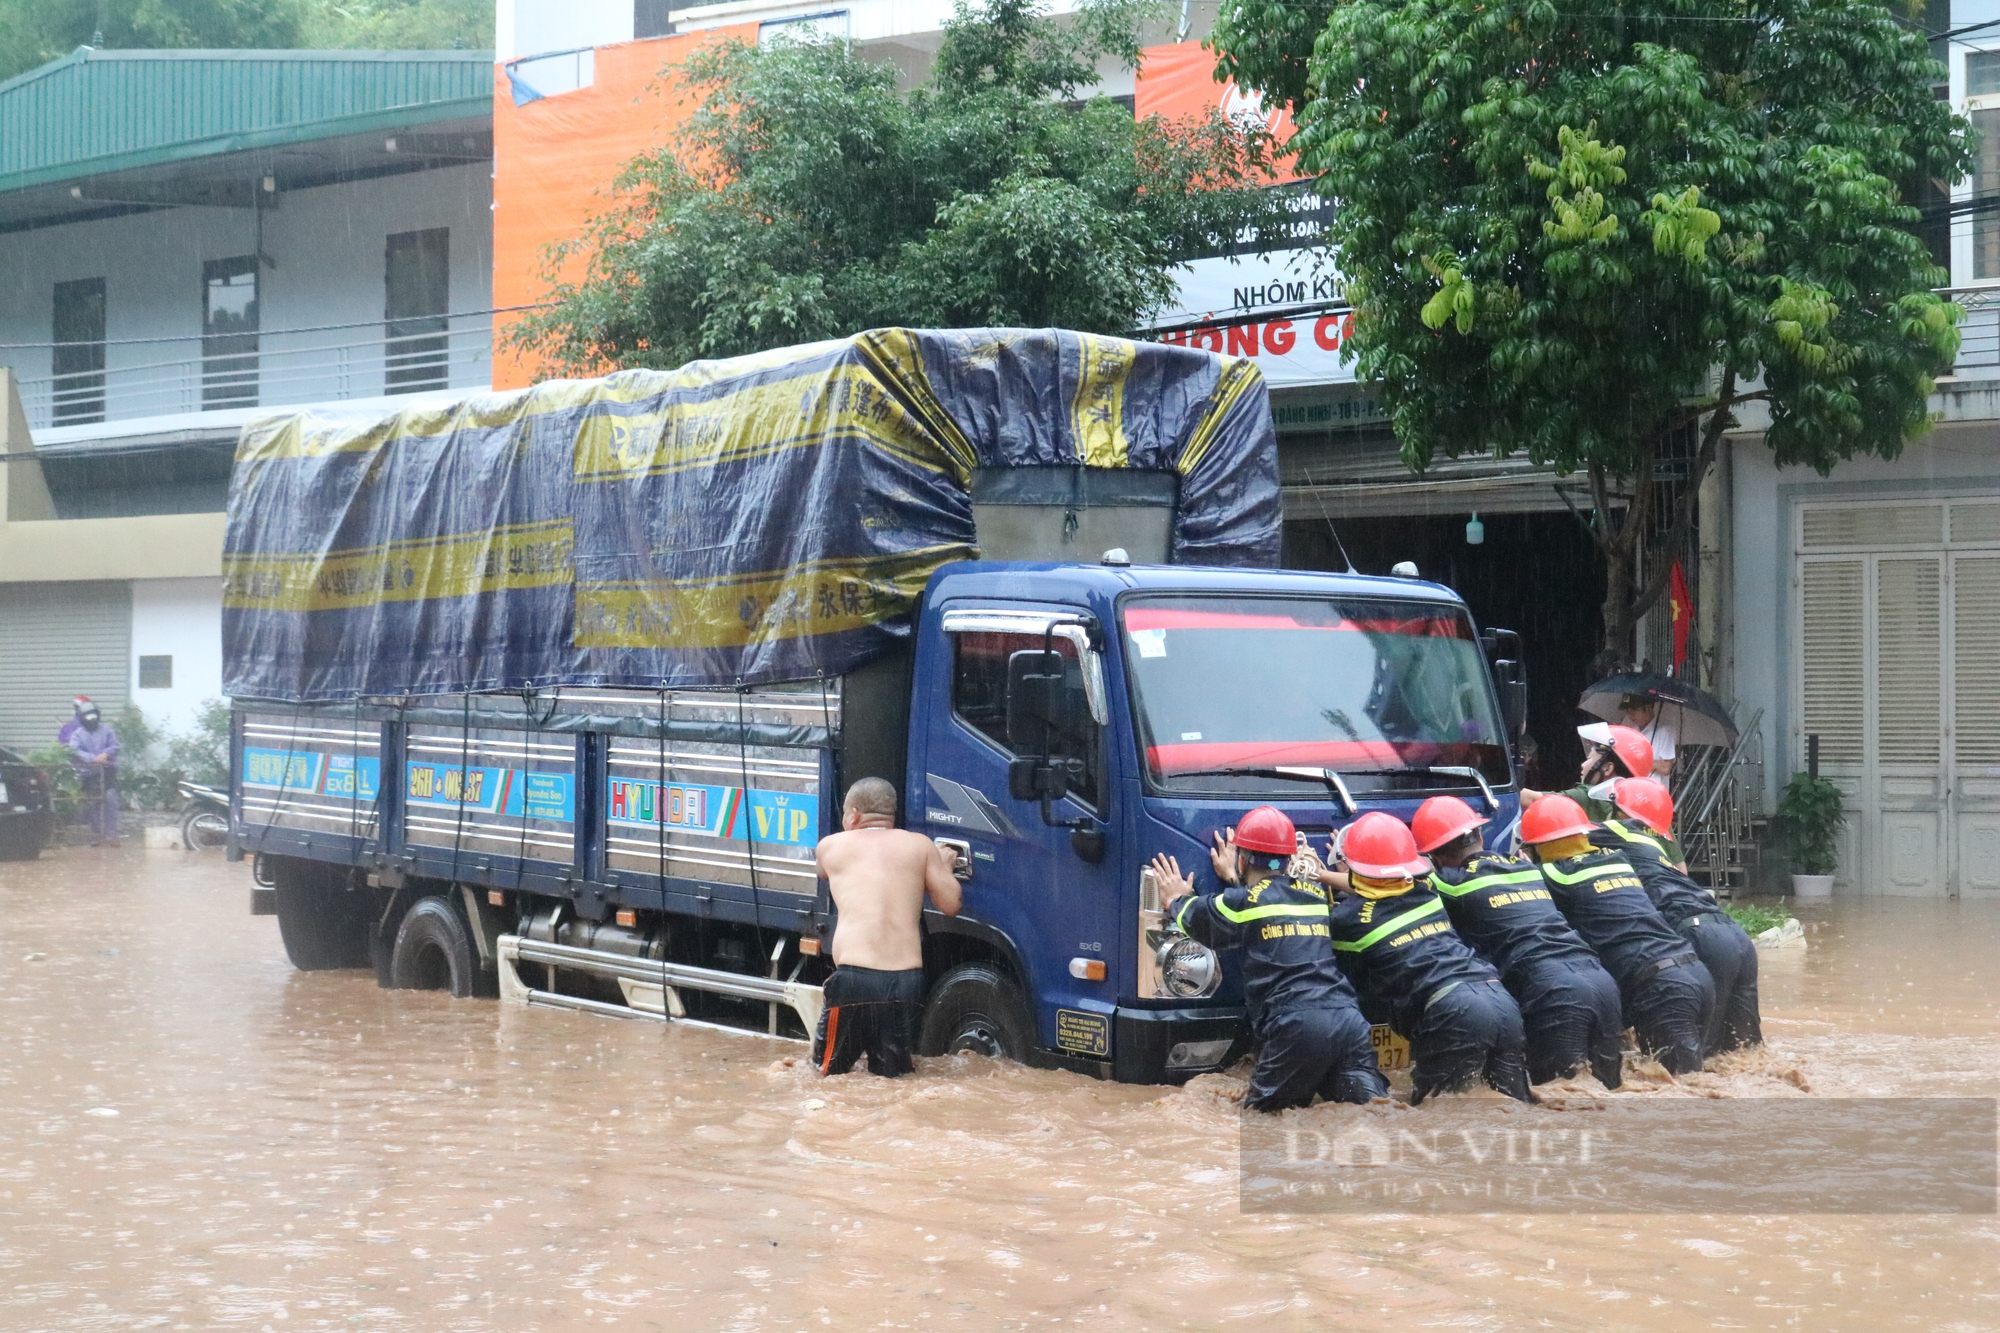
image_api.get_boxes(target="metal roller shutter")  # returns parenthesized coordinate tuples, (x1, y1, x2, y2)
(0, 581, 132, 752)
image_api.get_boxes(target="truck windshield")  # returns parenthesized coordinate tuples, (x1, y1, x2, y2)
(1122, 595, 1510, 792)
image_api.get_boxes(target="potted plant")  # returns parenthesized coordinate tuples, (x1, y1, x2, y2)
(1777, 772, 1845, 898)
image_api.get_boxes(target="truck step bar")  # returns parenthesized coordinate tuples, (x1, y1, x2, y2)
(496, 934, 825, 1037)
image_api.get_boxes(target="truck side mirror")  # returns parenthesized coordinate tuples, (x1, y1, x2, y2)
(1480, 628, 1528, 740)
(1004, 648, 1065, 752)
(1497, 677, 1528, 739)
(1008, 755, 1069, 804)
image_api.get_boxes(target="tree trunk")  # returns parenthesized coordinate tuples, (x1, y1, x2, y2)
(1600, 539, 1636, 661)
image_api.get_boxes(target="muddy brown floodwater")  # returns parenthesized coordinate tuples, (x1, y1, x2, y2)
(2, 847, 1998, 1332)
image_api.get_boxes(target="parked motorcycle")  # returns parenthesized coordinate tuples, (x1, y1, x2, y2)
(177, 780, 230, 851)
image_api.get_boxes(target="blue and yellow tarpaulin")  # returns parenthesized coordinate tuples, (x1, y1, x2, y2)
(222, 327, 1279, 700)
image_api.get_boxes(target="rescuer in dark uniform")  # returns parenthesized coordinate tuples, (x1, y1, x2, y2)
(1412, 796, 1625, 1089)
(1521, 723, 1655, 821)
(1149, 805, 1389, 1113)
(1522, 795, 1716, 1075)
(1595, 779, 1763, 1054)
(1316, 812, 1533, 1105)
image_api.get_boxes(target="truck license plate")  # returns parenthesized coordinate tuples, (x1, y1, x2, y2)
(1370, 1024, 1410, 1071)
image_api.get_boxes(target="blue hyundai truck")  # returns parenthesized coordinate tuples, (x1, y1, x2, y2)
(225, 328, 1524, 1083)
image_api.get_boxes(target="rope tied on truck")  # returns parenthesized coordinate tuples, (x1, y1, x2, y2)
(668, 684, 684, 1016)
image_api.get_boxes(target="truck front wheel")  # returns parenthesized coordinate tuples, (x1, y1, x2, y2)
(919, 964, 1033, 1062)
(388, 896, 486, 998)
(271, 858, 372, 971)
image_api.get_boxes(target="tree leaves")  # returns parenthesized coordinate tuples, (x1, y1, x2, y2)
(0, 0, 492, 82)
(1641, 186, 1721, 266)
(1216, 0, 1971, 649)
(511, 0, 1286, 374)
(1419, 250, 1477, 333)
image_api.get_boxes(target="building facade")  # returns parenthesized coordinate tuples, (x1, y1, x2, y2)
(0, 48, 494, 750)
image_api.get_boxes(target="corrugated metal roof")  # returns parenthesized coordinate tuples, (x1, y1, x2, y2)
(0, 48, 493, 195)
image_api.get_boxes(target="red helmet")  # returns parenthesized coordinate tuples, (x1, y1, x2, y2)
(1519, 794, 1595, 845)
(1411, 795, 1488, 854)
(1612, 777, 1674, 836)
(1234, 805, 1297, 856)
(1339, 811, 1431, 878)
(1579, 722, 1655, 779)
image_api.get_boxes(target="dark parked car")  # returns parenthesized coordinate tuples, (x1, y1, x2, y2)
(0, 745, 55, 860)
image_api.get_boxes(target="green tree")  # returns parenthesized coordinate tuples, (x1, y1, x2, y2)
(0, 1, 303, 80)
(0, 1, 490, 83)
(298, 0, 489, 49)
(1212, 0, 1970, 654)
(509, 0, 1288, 372)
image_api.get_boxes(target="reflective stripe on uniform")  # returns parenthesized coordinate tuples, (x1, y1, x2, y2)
(1174, 891, 1326, 929)
(1333, 896, 1444, 951)
(1210, 899, 1331, 924)
(1604, 820, 1669, 857)
(1541, 858, 1638, 886)
(1430, 868, 1543, 897)
(1178, 877, 1329, 927)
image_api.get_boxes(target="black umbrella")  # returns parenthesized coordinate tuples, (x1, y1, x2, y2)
(1578, 673, 1738, 749)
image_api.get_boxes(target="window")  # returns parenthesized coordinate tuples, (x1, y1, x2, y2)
(1122, 596, 1510, 792)
(138, 655, 172, 689)
(635, 0, 673, 37)
(385, 228, 450, 394)
(951, 631, 1101, 807)
(760, 10, 850, 45)
(52, 277, 106, 425)
(202, 257, 259, 408)
(1970, 54, 2000, 280)
(1970, 51, 2000, 98)
(1973, 107, 2000, 280)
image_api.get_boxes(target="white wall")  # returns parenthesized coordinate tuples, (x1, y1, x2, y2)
(0, 163, 494, 424)
(499, 0, 634, 61)
(129, 577, 224, 738)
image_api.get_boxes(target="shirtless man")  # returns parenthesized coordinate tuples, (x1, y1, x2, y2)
(812, 777, 962, 1077)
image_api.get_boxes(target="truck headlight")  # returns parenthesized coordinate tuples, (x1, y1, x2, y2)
(1138, 866, 1222, 1001)
(1155, 935, 1222, 999)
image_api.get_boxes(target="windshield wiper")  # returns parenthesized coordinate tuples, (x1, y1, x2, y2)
(1162, 764, 1499, 816)
(1165, 765, 1357, 816)
(1344, 764, 1499, 811)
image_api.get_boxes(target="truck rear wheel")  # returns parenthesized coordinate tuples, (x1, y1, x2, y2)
(271, 858, 373, 971)
(919, 963, 1033, 1062)
(388, 896, 485, 998)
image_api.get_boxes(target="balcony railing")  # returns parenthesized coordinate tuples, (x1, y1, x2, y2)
(1944, 285, 2000, 375)
(4, 310, 502, 433)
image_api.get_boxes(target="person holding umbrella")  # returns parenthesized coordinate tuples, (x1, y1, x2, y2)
(1577, 673, 1741, 768)
(1620, 696, 1677, 778)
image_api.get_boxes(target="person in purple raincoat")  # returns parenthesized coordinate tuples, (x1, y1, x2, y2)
(68, 705, 121, 844)
(56, 695, 92, 746)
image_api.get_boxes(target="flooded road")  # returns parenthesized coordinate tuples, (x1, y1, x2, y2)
(2, 846, 1996, 1331)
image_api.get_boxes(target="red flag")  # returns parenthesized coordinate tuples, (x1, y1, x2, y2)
(1669, 563, 1692, 676)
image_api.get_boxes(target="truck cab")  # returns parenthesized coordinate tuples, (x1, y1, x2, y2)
(905, 558, 1522, 1083)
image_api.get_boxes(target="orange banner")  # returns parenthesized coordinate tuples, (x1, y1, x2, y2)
(492, 26, 758, 389)
(1132, 42, 1305, 184)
